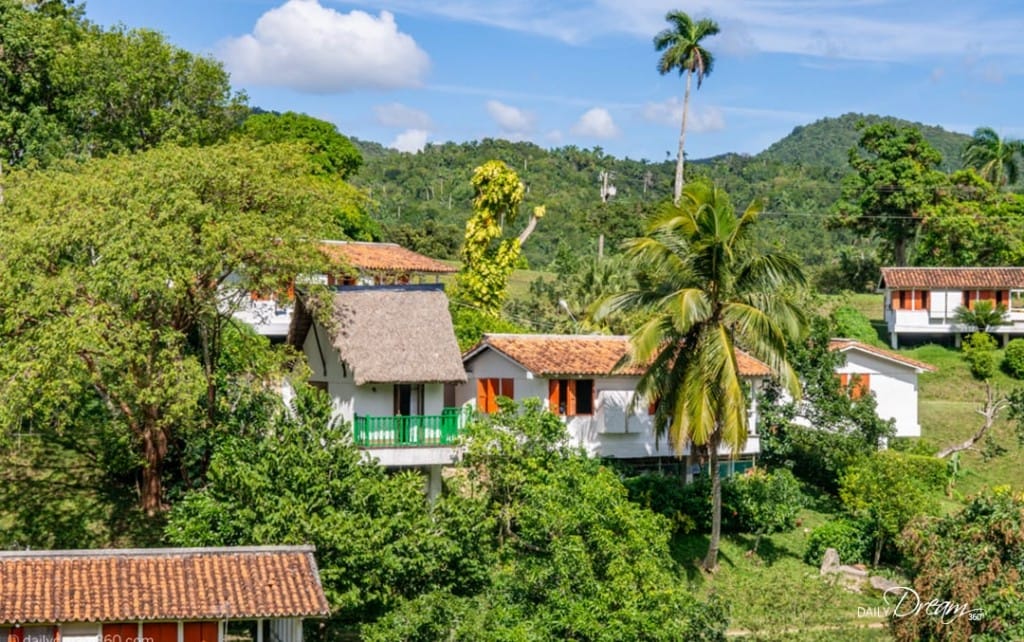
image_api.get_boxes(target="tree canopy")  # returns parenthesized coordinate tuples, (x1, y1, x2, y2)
(0, 140, 366, 513)
(832, 122, 948, 266)
(241, 111, 363, 179)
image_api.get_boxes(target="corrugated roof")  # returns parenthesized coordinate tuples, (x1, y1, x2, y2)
(879, 267, 1024, 289)
(292, 286, 467, 385)
(828, 339, 937, 373)
(468, 334, 772, 378)
(320, 241, 455, 274)
(0, 546, 330, 623)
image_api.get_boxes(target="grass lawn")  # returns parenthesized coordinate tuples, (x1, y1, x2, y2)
(675, 507, 895, 641)
(438, 262, 553, 298)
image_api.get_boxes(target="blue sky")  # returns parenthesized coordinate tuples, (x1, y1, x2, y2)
(80, 0, 1024, 160)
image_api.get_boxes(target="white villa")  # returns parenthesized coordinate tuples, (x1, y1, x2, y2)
(458, 334, 773, 477)
(829, 339, 936, 438)
(880, 266, 1024, 348)
(235, 241, 455, 339)
(286, 283, 467, 496)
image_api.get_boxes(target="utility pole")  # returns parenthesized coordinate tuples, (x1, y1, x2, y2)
(598, 170, 616, 260)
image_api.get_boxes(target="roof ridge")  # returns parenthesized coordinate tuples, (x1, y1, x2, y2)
(484, 333, 627, 340)
(0, 545, 317, 559)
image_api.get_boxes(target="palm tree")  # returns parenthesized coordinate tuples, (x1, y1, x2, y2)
(954, 299, 1008, 332)
(963, 126, 1023, 188)
(604, 180, 806, 571)
(654, 11, 720, 205)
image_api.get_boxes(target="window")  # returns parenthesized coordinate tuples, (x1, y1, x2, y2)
(548, 379, 594, 415)
(837, 373, 870, 400)
(394, 383, 425, 415)
(1011, 290, 1024, 312)
(476, 378, 514, 413)
(893, 290, 927, 310)
(309, 380, 328, 393)
(183, 624, 218, 642)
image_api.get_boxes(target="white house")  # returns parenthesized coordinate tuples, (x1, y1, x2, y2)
(880, 266, 1024, 348)
(0, 546, 329, 642)
(458, 333, 772, 476)
(287, 283, 467, 495)
(829, 339, 935, 438)
(236, 241, 455, 339)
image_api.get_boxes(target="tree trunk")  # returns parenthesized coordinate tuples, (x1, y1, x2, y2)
(673, 70, 693, 205)
(140, 422, 169, 516)
(893, 235, 908, 267)
(703, 439, 722, 572)
(937, 382, 1006, 458)
(873, 534, 884, 567)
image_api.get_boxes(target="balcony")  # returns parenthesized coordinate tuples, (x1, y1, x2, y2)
(353, 407, 469, 448)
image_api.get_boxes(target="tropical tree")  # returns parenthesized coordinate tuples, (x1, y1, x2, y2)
(962, 126, 1023, 188)
(604, 180, 806, 571)
(654, 10, 719, 205)
(953, 300, 1008, 333)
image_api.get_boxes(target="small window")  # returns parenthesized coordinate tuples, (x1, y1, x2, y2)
(1011, 290, 1024, 312)
(547, 379, 595, 415)
(837, 373, 870, 400)
(476, 378, 514, 413)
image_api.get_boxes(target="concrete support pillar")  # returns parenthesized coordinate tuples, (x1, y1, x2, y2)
(954, 333, 962, 348)
(426, 465, 443, 501)
(890, 332, 899, 350)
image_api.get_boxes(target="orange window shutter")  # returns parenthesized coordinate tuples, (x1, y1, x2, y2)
(486, 378, 499, 413)
(837, 373, 849, 387)
(851, 374, 870, 400)
(548, 380, 560, 413)
(476, 379, 487, 413)
(501, 378, 514, 399)
(567, 379, 577, 416)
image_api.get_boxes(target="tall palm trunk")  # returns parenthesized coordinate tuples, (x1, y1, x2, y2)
(673, 69, 693, 205)
(702, 435, 722, 571)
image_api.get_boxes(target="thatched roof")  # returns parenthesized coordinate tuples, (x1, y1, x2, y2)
(290, 286, 466, 385)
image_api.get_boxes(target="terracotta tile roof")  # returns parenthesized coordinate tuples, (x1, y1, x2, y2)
(0, 546, 330, 624)
(880, 267, 1024, 289)
(468, 334, 772, 378)
(828, 339, 937, 373)
(319, 241, 455, 274)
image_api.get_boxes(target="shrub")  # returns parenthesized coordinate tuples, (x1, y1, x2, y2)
(804, 518, 871, 566)
(622, 473, 707, 534)
(831, 305, 882, 346)
(1003, 338, 1024, 379)
(962, 331, 998, 380)
(726, 468, 803, 537)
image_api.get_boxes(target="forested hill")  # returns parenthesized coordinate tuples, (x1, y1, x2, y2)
(350, 114, 972, 271)
(758, 112, 971, 171)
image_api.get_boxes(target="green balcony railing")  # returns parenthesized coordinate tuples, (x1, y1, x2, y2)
(353, 407, 468, 447)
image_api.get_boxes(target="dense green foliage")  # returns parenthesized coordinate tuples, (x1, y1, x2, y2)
(895, 488, 1024, 642)
(839, 450, 946, 565)
(0, 141, 362, 513)
(831, 305, 884, 346)
(761, 113, 969, 172)
(241, 111, 363, 178)
(832, 122, 948, 265)
(0, 0, 244, 166)
(364, 400, 728, 642)
(1002, 338, 1024, 379)
(803, 518, 871, 567)
(961, 331, 1000, 380)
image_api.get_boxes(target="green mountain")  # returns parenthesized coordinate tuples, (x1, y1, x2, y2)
(350, 114, 974, 274)
(758, 112, 971, 172)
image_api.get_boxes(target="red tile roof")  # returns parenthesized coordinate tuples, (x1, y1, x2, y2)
(0, 546, 330, 623)
(468, 334, 772, 378)
(828, 339, 936, 372)
(320, 241, 455, 274)
(880, 267, 1024, 289)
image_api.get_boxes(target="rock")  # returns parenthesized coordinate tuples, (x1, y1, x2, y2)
(820, 547, 841, 574)
(870, 575, 900, 592)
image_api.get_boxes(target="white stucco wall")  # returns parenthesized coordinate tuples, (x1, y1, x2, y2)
(835, 349, 921, 438)
(461, 349, 763, 460)
(304, 322, 447, 425)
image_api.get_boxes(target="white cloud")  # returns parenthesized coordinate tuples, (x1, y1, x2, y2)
(486, 100, 535, 134)
(375, 103, 433, 129)
(219, 0, 429, 93)
(390, 129, 429, 153)
(571, 107, 620, 139)
(642, 98, 725, 133)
